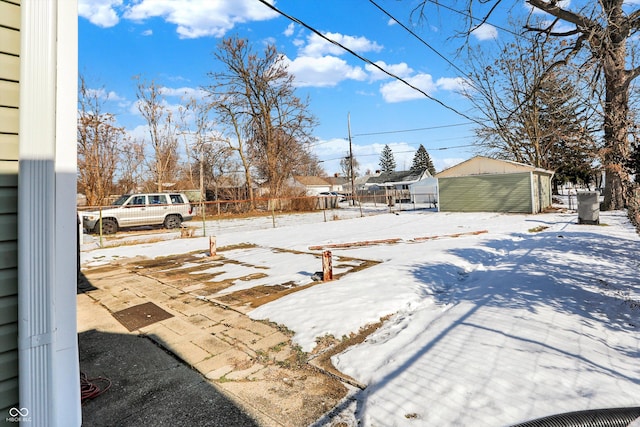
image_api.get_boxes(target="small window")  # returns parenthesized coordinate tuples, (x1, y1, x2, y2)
(149, 194, 168, 205)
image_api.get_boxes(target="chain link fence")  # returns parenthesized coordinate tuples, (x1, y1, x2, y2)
(78, 192, 439, 247)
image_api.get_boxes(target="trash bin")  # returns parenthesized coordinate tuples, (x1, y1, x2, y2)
(577, 191, 600, 224)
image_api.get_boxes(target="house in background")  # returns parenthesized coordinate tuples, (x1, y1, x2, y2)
(290, 175, 332, 195)
(361, 169, 431, 204)
(0, 0, 80, 425)
(324, 175, 349, 193)
(436, 156, 554, 214)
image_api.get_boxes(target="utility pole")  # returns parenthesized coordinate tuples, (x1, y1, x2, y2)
(200, 139, 206, 236)
(348, 113, 356, 206)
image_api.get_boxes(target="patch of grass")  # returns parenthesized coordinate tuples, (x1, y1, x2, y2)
(217, 375, 232, 383)
(269, 341, 288, 353)
(528, 225, 549, 233)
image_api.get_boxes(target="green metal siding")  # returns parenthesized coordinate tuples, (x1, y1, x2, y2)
(0, 0, 20, 417)
(439, 172, 533, 213)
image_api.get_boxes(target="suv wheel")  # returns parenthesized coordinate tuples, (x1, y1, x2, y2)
(164, 214, 182, 229)
(95, 218, 118, 235)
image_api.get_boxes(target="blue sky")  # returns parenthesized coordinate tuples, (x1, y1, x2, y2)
(78, 0, 516, 175)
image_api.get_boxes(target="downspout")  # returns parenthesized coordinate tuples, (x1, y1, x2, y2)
(18, 1, 80, 426)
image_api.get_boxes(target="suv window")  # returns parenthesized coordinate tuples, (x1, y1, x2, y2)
(127, 195, 146, 206)
(149, 194, 168, 205)
(169, 194, 184, 204)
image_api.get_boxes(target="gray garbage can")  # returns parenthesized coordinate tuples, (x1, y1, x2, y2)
(577, 191, 600, 224)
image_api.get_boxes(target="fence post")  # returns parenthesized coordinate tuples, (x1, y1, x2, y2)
(322, 250, 333, 281)
(209, 236, 217, 257)
(98, 205, 103, 248)
(271, 199, 276, 228)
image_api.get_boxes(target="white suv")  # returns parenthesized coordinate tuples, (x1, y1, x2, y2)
(82, 193, 194, 234)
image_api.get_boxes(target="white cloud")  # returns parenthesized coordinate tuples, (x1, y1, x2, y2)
(300, 32, 383, 58)
(123, 0, 278, 39)
(284, 23, 296, 37)
(126, 124, 150, 142)
(158, 86, 209, 100)
(471, 23, 498, 41)
(387, 18, 397, 26)
(285, 55, 367, 87)
(78, 0, 122, 28)
(312, 137, 423, 176)
(435, 77, 472, 92)
(142, 29, 153, 36)
(86, 87, 126, 102)
(379, 73, 436, 103)
(365, 61, 414, 82)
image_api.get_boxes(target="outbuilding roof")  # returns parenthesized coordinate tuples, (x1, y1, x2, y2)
(435, 156, 554, 178)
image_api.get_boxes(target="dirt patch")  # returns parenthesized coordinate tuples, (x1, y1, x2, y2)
(219, 366, 347, 427)
(216, 282, 314, 310)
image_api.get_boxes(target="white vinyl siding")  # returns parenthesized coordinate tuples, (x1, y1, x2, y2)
(0, 0, 20, 417)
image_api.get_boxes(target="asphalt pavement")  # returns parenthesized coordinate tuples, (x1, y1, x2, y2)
(77, 273, 262, 427)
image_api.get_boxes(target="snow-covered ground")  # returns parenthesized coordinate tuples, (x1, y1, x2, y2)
(81, 202, 640, 426)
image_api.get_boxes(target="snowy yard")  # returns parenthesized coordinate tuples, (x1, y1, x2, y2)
(81, 203, 640, 426)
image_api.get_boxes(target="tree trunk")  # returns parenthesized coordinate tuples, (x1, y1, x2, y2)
(601, 45, 631, 210)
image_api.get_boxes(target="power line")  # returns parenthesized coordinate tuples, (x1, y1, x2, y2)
(422, 0, 524, 38)
(256, 0, 483, 126)
(319, 143, 477, 163)
(367, 0, 469, 78)
(352, 122, 473, 137)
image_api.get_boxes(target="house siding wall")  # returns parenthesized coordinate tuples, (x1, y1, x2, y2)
(438, 172, 533, 213)
(0, 0, 20, 417)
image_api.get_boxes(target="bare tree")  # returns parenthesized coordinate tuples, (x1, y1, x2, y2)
(77, 76, 126, 206)
(462, 35, 600, 186)
(340, 153, 360, 178)
(134, 76, 180, 192)
(210, 99, 257, 208)
(205, 36, 319, 202)
(116, 138, 145, 193)
(416, 0, 640, 209)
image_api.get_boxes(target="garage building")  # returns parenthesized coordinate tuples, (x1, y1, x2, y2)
(436, 156, 554, 214)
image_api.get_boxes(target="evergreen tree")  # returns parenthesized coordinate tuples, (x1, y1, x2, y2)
(379, 144, 396, 173)
(411, 144, 436, 175)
